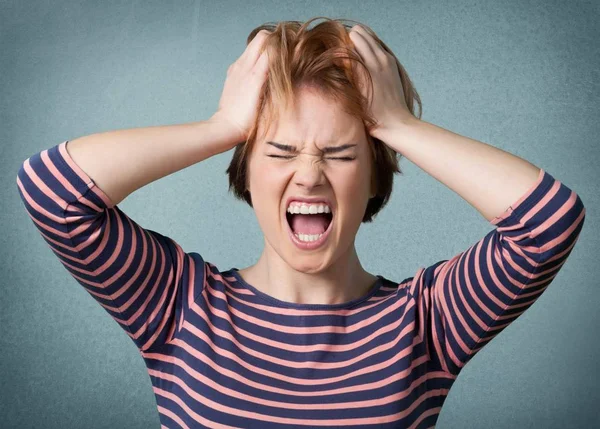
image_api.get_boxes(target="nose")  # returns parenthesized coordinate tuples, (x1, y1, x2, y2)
(293, 155, 326, 191)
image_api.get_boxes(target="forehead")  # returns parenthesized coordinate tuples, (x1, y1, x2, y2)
(257, 87, 365, 148)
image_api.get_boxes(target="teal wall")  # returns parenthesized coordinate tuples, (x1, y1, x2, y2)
(4, 0, 598, 427)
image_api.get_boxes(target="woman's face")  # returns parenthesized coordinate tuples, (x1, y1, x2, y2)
(246, 87, 375, 274)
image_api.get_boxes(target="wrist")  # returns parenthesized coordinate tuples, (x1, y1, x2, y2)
(372, 113, 420, 143)
(206, 115, 247, 151)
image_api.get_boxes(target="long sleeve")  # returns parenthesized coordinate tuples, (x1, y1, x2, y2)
(16, 140, 206, 353)
(409, 168, 586, 377)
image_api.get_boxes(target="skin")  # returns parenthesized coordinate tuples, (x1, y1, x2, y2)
(236, 23, 543, 306)
(237, 85, 381, 305)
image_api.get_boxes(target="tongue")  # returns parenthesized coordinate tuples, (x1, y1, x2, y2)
(290, 214, 329, 235)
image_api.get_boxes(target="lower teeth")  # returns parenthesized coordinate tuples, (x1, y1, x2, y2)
(294, 233, 324, 242)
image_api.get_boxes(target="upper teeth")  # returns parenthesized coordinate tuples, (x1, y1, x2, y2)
(287, 202, 331, 214)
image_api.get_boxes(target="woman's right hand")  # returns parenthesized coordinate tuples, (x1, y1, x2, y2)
(209, 29, 272, 148)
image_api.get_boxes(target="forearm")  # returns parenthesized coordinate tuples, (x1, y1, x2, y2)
(378, 117, 542, 222)
(65, 118, 238, 206)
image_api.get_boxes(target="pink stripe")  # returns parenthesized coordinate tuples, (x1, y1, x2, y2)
(202, 272, 410, 341)
(211, 279, 401, 333)
(217, 270, 409, 316)
(184, 296, 417, 373)
(426, 175, 579, 370)
(149, 362, 448, 407)
(407, 407, 444, 429)
(149, 361, 450, 425)
(424, 265, 452, 374)
(156, 406, 191, 429)
(537, 191, 584, 253)
(155, 389, 238, 429)
(21, 146, 188, 350)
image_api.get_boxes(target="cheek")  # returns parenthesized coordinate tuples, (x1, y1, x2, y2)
(249, 163, 287, 218)
(334, 164, 371, 195)
(250, 159, 278, 191)
(255, 164, 288, 195)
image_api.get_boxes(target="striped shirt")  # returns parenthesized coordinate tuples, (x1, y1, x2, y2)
(16, 140, 586, 428)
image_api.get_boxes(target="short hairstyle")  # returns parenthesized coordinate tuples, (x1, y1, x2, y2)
(226, 17, 422, 223)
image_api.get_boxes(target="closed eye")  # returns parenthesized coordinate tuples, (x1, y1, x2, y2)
(267, 155, 355, 161)
(330, 157, 356, 161)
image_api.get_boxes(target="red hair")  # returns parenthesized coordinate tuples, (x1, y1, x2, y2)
(226, 17, 422, 222)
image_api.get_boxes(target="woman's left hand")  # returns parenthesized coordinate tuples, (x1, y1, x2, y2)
(349, 25, 413, 141)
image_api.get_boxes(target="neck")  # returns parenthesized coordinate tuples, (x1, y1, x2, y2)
(247, 238, 378, 306)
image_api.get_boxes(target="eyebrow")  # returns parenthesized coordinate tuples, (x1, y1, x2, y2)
(266, 141, 357, 154)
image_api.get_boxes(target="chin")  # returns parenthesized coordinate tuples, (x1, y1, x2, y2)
(287, 257, 330, 275)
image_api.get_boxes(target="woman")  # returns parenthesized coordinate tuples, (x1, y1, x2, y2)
(16, 17, 586, 429)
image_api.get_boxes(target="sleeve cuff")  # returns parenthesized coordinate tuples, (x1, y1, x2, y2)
(490, 168, 554, 226)
(57, 140, 116, 208)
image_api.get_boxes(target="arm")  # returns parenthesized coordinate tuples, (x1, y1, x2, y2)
(378, 116, 545, 223)
(63, 118, 242, 206)
(15, 118, 240, 353)
(348, 24, 586, 375)
(380, 119, 586, 376)
(349, 23, 566, 226)
(16, 28, 270, 354)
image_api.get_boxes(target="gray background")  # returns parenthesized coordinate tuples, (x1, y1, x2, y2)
(2, 0, 598, 428)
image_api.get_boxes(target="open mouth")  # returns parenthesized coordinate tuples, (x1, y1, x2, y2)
(286, 211, 334, 243)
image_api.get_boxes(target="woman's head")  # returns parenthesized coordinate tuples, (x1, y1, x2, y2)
(225, 17, 422, 270)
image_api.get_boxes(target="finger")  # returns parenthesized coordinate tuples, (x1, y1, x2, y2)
(350, 25, 388, 64)
(347, 40, 373, 104)
(349, 28, 377, 66)
(241, 30, 272, 68)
